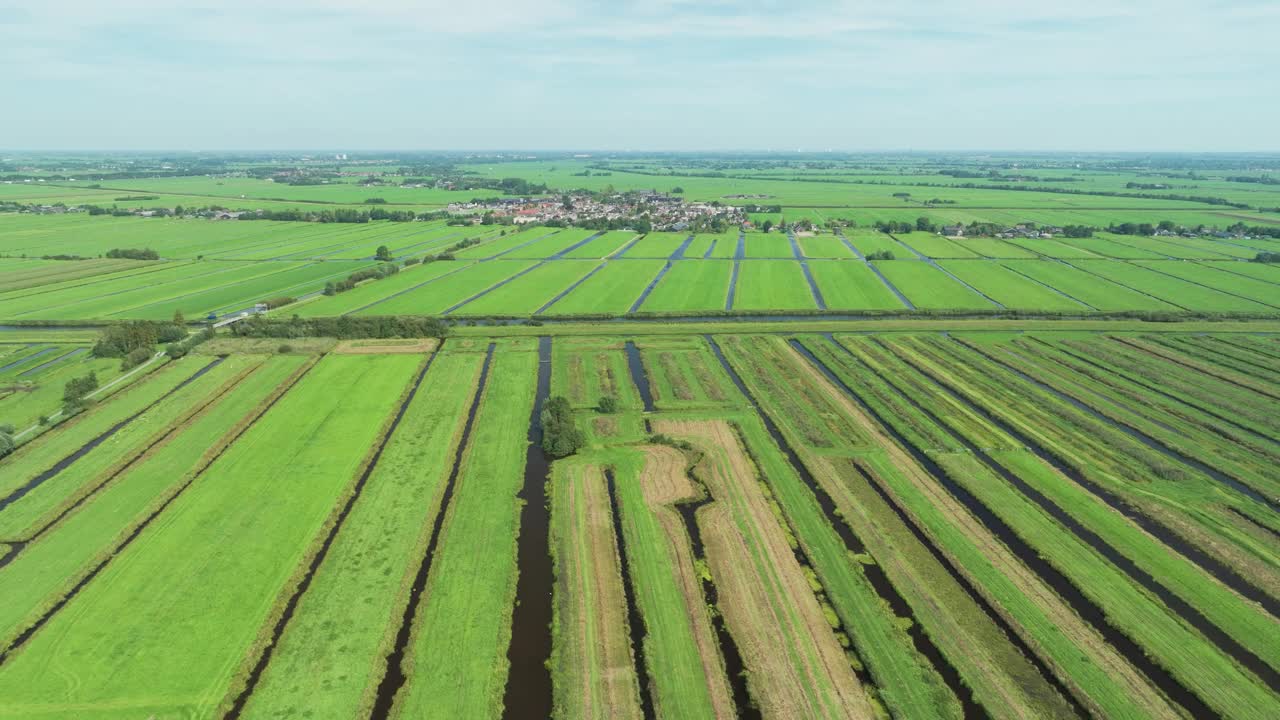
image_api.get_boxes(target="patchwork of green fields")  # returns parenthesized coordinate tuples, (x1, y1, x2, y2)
(1, 326, 1274, 717)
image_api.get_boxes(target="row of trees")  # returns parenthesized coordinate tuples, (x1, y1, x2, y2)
(105, 248, 160, 260)
(323, 263, 400, 296)
(228, 314, 449, 340)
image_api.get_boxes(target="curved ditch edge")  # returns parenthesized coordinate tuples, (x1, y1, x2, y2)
(673, 486, 759, 719)
(2, 362, 263, 560)
(952, 339, 1280, 616)
(705, 336, 978, 718)
(501, 336, 555, 719)
(603, 468, 656, 720)
(802, 335, 1217, 717)
(0, 356, 226, 517)
(877, 338, 1280, 694)
(223, 349, 441, 719)
(370, 342, 495, 718)
(0, 356, 320, 666)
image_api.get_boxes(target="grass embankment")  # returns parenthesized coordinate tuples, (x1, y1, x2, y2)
(0, 354, 418, 718)
(736, 335, 1081, 719)
(549, 460, 644, 720)
(390, 342, 538, 718)
(239, 349, 484, 718)
(875, 337, 1279, 717)
(0, 356, 305, 649)
(656, 418, 884, 719)
(0, 357, 255, 541)
(776, 335, 1183, 718)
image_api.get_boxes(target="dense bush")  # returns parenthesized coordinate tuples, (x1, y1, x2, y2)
(261, 296, 296, 309)
(121, 346, 153, 370)
(63, 371, 99, 404)
(92, 321, 178, 357)
(323, 263, 399, 296)
(1252, 252, 1280, 263)
(541, 396, 584, 457)
(229, 314, 449, 340)
(596, 396, 618, 413)
(105, 248, 160, 260)
(866, 250, 895, 260)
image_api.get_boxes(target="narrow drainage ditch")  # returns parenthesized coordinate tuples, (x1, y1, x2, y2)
(225, 350, 441, 718)
(501, 337, 555, 720)
(0, 356, 226, 516)
(0, 358, 317, 666)
(371, 343, 495, 718)
(875, 338, 1280, 687)
(796, 336, 1215, 718)
(624, 340, 655, 412)
(604, 468, 656, 720)
(706, 336, 980, 718)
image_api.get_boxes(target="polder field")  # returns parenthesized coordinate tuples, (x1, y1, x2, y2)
(0, 323, 1278, 719)
(3, 214, 1280, 323)
(1, 152, 1280, 719)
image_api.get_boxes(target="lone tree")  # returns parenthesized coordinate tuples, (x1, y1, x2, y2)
(375, 245, 393, 261)
(64, 371, 99, 405)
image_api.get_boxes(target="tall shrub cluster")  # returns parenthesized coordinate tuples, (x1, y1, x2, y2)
(541, 396, 583, 458)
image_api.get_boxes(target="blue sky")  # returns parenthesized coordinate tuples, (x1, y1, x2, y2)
(1, 1, 1276, 151)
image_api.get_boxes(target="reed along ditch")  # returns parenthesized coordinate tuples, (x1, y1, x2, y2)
(704, 336, 984, 719)
(371, 343, 494, 719)
(224, 350, 442, 719)
(880, 339, 1280, 687)
(0, 357, 320, 666)
(604, 469, 656, 720)
(805, 336, 1089, 717)
(799, 337, 1217, 718)
(0, 356, 225, 516)
(624, 340, 655, 412)
(501, 336, 554, 720)
(975, 338, 1278, 512)
(1113, 336, 1280, 402)
(962, 340, 1280, 615)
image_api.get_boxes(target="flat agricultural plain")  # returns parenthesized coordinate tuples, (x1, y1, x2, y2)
(0, 323, 1276, 719)
(1, 153, 1279, 718)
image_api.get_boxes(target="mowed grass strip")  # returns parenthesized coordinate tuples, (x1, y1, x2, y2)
(808, 261, 907, 310)
(562, 231, 640, 259)
(455, 260, 601, 316)
(1132, 261, 1280, 307)
(998, 260, 1177, 311)
(639, 260, 732, 313)
(937, 261, 1088, 311)
(241, 350, 484, 719)
(0, 356, 305, 649)
(613, 445, 737, 718)
(871, 262, 994, 310)
(0, 356, 203, 500)
(355, 260, 537, 315)
(894, 234, 981, 259)
(502, 229, 599, 259)
(550, 460, 644, 720)
(742, 233, 794, 258)
(392, 345, 538, 718)
(657, 419, 880, 719)
(951, 238, 1041, 259)
(1070, 260, 1272, 312)
(623, 232, 689, 258)
(544, 260, 666, 315)
(732, 260, 817, 311)
(292, 260, 473, 316)
(0, 354, 419, 719)
(0, 357, 254, 541)
(797, 235, 858, 258)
